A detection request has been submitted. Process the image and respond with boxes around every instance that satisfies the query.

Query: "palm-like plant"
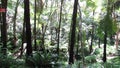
[26,52,52,68]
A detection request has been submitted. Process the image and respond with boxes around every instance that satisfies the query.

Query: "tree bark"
[24,0,32,56]
[115,32,119,50]
[1,0,8,55]
[90,26,94,54]
[0,4,2,44]
[69,0,78,64]
[76,33,79,56]
[57,0,63,56]
[34,0,37,51]
[41,24,47,51]
[90,10,94,54]
[78,3,85,65]
[103,31,107,62]
[13,0,20,49]
[20,17,26,58]
[98,38,101,48]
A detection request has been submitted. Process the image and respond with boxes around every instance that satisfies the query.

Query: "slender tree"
[103,30,107,62]
[12,0,20,49]
[98,38,101,48]
[75,32,80,59]
[75,3,82,59]
[20,17,26,57]
[90,10,95,54]
[69,0,78,64]
[101,0,114,62]
[115,31,119,50]
[24,0,32,56]
[34,0,37,50]
[1,0,8,55]
[57,0,63,56]
[0,4,2,44]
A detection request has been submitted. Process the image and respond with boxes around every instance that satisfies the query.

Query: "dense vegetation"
[0,0,120,68]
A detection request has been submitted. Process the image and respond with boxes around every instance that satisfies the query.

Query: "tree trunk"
[90,26,94,54]
[20,17,26,58]
[13,0,20,49]
[1,0,8,55]
[41,24,45,51]
[57,0,63,56]
[103,31,107,62]
[0,4,2,44]
[34,0,37,51]
[90,10,94,54]
[115,32,119,50]
[98,38,101,48]
[76,33,79,56]
[90,28,93,54]
[78,3,85,66]
[41,24,47,51]
[24,0,32,56]
[69,0,78,64]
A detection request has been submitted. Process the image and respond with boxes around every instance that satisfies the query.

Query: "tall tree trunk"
[24,0,32,56]
[57,0,63,56]
[103,31,107,62]
[1,0,8,55]
[90,26,94,54]
[115,32,119,50]
[90,10,94,54]
[20,18,26,58]
[0,4,2,44]
[69,0,78,64]
[41,24,45,51]
[34,0,37,51]
[41,24,47,51]
[98,38,101,48]
[76,33,79,56]
[78,3,85,66]
[13,0,20,49]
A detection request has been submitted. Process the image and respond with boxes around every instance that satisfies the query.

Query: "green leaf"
[87,0,96,9]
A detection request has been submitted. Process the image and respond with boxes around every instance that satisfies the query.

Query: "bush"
[0,54,26,68]
[85,55,97,63]
[26,52,53,68]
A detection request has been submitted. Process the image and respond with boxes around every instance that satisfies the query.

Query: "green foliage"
[114,1,120,9]
[0,54,25,68]
[93,48,101,55]
[96,26,104,39]
[98,0,117,37]
[0,55,12,68]
[87,0,96,9]
[99,12,117,37]
[85,55,97,63]
[87,63,103,68]
[26,52,53,68]
[2,0,120,67]
[82,47,89,56]
[104,57,120,68]
[70,61,81,68]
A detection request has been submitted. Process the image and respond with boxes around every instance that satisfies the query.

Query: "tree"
[24,0,32,56]
[20,15,26,57]
[69,0,78,64]
[12,0,20,49]
[1,0,8,55]
[99,0,116,62]
[57,0,63,56]
[34,0,37,51]
[89,10,95,54]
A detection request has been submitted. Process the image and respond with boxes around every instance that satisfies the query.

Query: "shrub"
[26,52,53,68]
[85,55,97,63]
